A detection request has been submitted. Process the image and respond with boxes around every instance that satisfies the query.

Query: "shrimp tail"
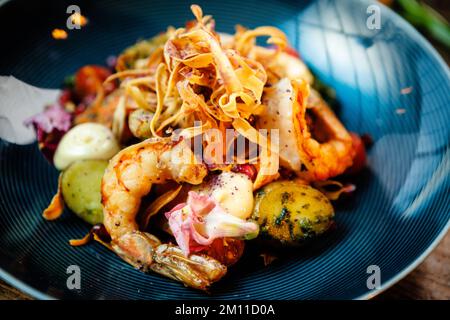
[111,231,160,269]
[150,244,227,290]
[112,231,226,290]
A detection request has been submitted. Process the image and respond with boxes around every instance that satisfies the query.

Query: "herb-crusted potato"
[252,181,334,245]
[61,160,108,225]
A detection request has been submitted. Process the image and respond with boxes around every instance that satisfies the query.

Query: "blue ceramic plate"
[0,0,449,299]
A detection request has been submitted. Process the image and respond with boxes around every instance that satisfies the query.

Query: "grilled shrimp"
[101,137,227,290]
[258,78,354,181]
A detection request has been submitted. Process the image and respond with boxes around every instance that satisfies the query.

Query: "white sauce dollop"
[194,171,254,220]
[54,123,120,170]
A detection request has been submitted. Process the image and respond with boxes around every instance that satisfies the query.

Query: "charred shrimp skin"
[101,137,227,290]
[294,83,355,181]
[258,78,355,181]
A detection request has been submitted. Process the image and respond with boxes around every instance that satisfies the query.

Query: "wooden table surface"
[1,0,449,301]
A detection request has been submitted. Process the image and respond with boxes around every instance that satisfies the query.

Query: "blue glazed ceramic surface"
[0,0,449,299]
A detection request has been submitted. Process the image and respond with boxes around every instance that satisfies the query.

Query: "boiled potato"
[61,160,108,225]
[128,108,154,139]
[252,180,334,245]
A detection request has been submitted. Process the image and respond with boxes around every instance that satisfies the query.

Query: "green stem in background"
[396,0,450,48]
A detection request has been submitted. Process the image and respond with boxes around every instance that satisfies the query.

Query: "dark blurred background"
[382,0,449,62]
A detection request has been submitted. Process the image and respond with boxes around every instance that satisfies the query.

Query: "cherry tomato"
[74,65,113,98]
[346,133,367,175]
[199,238,245,266]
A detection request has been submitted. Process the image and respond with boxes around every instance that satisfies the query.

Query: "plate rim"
[0,0,449,300]
[354,0,450,300]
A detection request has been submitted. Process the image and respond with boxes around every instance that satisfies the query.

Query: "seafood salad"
[27,5,368,290]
